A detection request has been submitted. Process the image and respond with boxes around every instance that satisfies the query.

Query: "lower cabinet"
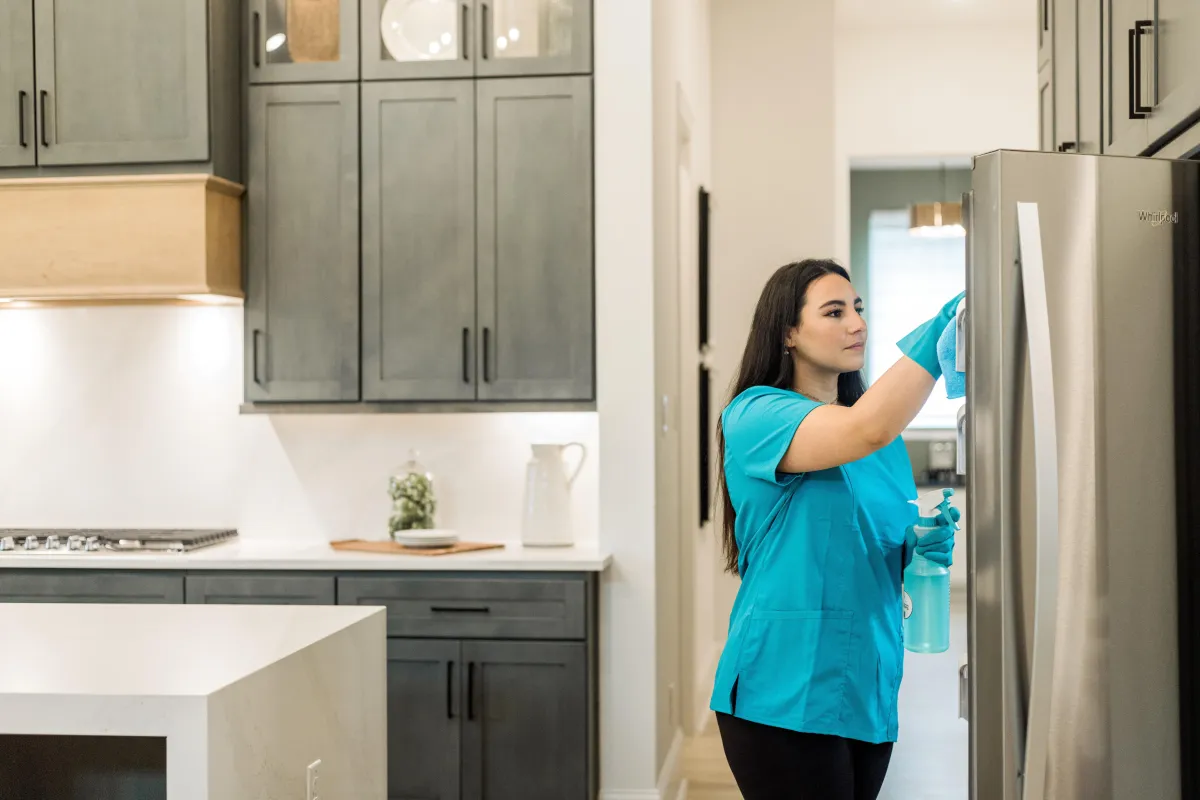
[0,571,183,603]
[0,568,598,800]
[387,638,588,800]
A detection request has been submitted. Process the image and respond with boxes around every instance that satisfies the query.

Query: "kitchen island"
[0,603,386,800]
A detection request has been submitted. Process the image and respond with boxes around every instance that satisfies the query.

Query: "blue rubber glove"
[897,291,966,380]
[903,505,961,568]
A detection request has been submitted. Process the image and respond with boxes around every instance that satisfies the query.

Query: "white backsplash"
[0,305,599,544]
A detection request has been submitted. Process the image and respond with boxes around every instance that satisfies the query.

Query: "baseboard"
[657,727,685,798]
[599,791,661,800]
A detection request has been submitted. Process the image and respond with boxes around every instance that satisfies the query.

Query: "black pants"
[716,712,894,800]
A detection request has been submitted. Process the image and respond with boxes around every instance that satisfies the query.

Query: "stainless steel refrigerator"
[964,149,1200,800]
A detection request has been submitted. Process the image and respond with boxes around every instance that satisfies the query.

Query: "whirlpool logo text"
[1139,210,1180,226]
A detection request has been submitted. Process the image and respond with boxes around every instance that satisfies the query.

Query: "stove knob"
[68,535,86,551]
[45,535,60,550]
[0,536,14,551]
[23,536,38,550]
[85,536,101,552]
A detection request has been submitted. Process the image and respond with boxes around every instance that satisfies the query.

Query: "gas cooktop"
[0,528,239,554]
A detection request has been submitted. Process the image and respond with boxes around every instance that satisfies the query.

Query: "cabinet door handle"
[1056,141,1077,152]
[467,662,476,720]
[482,327,491,383]
[462,3,470,59]
[1132,20,1152,115]
[462,327,470,383]
[38,90,48,147]
[253,12,262,67]
[17,91,27,148]
[1042,0,1049,32]
[252,329,265,386]
[481,2,490,59]
[430,605,491,614]
[446,660,455,719]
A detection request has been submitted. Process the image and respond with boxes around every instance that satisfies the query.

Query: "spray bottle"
[903,488,958,654]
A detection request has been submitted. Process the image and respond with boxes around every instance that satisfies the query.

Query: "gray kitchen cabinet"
[387,639,462,800]
[360,0,475,81]
[337,573,588,639]
[248,0,358,84]
[1077,0,1102,153]
[362,80,478,402]
[1104,0,1151,155]
[0,571,184,603]
[184,574,335,604]
[32,0,210,166]
[474,0,593,78]
[245,82,361,402]
[0,0,35,167]
[476,76,593,401]
[461,640,588,800]
[1146,0,1200,145]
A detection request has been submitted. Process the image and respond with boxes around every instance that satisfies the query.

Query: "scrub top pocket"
[734,609,855,728]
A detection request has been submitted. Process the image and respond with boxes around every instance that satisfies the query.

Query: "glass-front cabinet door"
[475,0,591,77]
[249,0,359,83]
[361,0,474,80]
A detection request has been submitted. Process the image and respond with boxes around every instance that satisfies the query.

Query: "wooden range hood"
[0,174,243,305]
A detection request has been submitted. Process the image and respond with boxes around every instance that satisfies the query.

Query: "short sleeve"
[722,387,822,484]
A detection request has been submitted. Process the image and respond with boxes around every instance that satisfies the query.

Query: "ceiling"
[836,0,1033,28]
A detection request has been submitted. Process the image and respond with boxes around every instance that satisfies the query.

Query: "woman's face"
[785,273,867,374]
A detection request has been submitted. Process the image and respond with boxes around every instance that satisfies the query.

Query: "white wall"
[709,0,838,669]
[652,0,713,784]
[594,0,660,795]
[0,306,599,543]
[834,23,1038,264]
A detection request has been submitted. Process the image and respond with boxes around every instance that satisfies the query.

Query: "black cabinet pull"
[252,329,265,386]
[17,91,26,148]
[482,327,491,382]
[430,605,491,614]
[467,662,476,720]
[1043,0,1049,32]
[253,12,262,67]
[481,2,490,59]
[1135,20,1153,115]
[462,3,469,59]
[38,90,48,147]
[462,327,470,383]
[446,660,455,719]
[1057,141,1077,152]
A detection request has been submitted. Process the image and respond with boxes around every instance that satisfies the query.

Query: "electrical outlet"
[306,759,321,800]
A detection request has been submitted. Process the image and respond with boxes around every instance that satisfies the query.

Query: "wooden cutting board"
[329,539,505,557]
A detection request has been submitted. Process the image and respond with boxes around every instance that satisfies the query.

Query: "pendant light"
[909,163,966,238]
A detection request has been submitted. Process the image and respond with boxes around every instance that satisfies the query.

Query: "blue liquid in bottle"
[903,553,951,654]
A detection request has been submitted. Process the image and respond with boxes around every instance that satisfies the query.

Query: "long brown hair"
[715,259,866,575]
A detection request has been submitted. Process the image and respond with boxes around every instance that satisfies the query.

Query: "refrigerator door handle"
[1015,202,1062,800]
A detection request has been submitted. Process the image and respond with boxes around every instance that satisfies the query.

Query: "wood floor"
[681,714,741,799]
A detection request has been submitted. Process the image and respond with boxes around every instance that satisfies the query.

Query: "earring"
[782,346,789,354]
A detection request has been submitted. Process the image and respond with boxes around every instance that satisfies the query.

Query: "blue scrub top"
[709,385,919,744]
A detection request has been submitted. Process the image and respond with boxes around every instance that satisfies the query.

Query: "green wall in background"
[848,166,971,378]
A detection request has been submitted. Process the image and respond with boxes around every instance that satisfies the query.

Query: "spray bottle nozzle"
[909,488,958,533]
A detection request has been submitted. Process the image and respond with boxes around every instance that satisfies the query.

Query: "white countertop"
[0,539,612,571]
[0,603,382,697]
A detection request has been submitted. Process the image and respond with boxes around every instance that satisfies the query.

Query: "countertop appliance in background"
[965,150,1200,800]
[0,529,239,554]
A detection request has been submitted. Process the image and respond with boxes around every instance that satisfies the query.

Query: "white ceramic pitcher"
[521,442,587,547]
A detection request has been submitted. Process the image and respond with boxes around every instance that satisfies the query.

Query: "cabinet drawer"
[0,571,184,603]
[337,575,587,640]
[185,574,335,605]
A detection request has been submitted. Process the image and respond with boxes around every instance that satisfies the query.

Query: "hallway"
[681,599,969,799]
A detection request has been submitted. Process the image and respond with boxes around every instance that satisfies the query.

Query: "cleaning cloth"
[938,300,966,399]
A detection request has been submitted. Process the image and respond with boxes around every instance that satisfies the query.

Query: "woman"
[709,259,962,799]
